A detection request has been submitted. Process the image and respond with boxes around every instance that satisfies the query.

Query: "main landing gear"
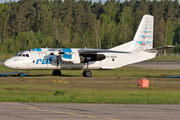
[83,62,92,77]
[83,70,92,77]
[52,70,61,76]
[52,62,91,77]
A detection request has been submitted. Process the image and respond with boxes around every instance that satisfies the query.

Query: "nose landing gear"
[18,72,24,77]
[18,71,29,77]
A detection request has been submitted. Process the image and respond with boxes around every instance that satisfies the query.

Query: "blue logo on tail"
[143,31,151,33]
[136,41,152,46]
[140,35,151,38]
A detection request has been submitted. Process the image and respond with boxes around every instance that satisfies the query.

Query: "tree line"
[0,0,180,53]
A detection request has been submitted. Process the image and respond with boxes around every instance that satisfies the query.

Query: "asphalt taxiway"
[1,102,180,120]
[128,60,180,70]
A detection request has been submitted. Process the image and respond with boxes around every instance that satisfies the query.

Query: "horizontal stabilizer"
[145,45,174,52]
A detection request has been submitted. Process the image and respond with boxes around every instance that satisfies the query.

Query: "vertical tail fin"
[110,15,154,52]
[133,15,154,50]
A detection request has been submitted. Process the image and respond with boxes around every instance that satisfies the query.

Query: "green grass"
[0,81,180,103]
[0,53,15,60]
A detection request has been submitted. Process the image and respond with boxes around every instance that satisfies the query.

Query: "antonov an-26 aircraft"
[4,15,173,77]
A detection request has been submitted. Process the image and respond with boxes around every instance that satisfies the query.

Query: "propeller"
[50,50,65,68]
[56,40,59,68]
[56,50,60,68]
[50,40,65,67]
[56,50,65,68]
[56,56,59,68]
[56,40,58,48]
[27,39,29,50]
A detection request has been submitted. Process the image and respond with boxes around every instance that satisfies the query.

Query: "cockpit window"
[16,53,29,57]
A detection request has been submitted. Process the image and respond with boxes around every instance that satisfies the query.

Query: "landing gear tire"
[18,72,24,77]
[83,70,92,77]
[52,70,61,76]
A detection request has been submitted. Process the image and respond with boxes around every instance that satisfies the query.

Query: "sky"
[0,0,126,4]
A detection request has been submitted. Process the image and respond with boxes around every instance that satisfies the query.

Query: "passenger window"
[26,54,29,57]
[22,54,25,57]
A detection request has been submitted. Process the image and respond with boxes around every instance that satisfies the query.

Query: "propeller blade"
[56,40,58,48]
[57,56,58,68]
[27,39,29,50]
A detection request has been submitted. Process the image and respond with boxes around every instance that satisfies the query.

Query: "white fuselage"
[4,48,157,70]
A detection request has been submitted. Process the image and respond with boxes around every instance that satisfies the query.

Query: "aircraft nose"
[4,59,14,69]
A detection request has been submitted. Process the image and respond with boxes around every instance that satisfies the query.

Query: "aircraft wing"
[78,49,129,54]
[145,45,174,52]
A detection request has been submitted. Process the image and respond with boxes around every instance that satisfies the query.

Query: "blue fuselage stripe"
[62,48,72,59]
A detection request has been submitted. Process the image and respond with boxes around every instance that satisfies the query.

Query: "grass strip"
[0,82,180,104]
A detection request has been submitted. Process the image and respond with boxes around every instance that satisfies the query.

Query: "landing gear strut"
[52,70,61,76]
[18,72,24,77]
[83,62,92,77]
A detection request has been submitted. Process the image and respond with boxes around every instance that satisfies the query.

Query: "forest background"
[0,0,180,54]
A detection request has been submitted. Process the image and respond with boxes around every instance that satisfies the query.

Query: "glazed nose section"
[4,59,14,69]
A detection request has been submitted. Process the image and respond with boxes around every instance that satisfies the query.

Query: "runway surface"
[128,60,180,70]
[1,102,180,120]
